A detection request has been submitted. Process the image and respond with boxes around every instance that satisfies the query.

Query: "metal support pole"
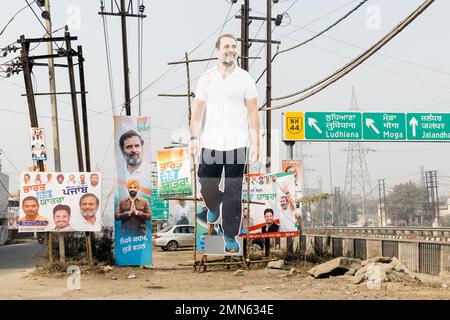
[378,179,382,226]
[434,170,439,226]
[77,46,91,172]
[65,31,84,172]
[77,45,93,264]
[20,35,50,262]
[285,141,294,254]
[240,0,250,71]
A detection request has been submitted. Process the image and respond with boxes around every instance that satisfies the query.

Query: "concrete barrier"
[399,242,419,273]
[366,240,382,259]
[342,238,354,258]
[440,244,450,276]
[306,236,315,256]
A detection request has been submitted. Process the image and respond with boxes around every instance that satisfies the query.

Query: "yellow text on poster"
[283,112,304,141]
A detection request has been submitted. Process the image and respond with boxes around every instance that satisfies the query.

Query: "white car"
[152,224,195,251]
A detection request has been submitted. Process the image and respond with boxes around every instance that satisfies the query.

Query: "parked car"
[153,224,195,251]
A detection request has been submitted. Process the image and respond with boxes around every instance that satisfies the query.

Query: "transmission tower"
[343,88,374,225]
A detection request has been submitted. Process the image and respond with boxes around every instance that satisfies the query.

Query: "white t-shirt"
[279,207,297,232]
[79,218,102,232]
[195,64,258,151]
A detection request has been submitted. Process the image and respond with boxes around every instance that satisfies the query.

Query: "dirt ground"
[1,247,449,300]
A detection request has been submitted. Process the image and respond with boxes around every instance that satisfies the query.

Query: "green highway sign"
[284,112,450,142]
[152,208,170,220]
[150,189,170,220]
[305,112,362,140]
[406,113,450,141]
[362,113,406,140]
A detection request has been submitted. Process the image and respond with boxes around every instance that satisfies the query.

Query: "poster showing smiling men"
[19,171,102,232]
[114,116,152,266]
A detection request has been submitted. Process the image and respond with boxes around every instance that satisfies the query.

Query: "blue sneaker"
[224,235,240,254]
[207,203,222,224]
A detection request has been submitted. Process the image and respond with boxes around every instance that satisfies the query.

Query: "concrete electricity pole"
[43,0,61,172]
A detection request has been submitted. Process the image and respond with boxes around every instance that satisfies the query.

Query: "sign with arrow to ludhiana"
[305,112,362,140]
[282,112,450,142]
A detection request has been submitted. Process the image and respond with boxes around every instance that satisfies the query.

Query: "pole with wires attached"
[98,0,147,116]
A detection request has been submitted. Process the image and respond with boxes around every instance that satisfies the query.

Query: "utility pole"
[377,179,386,226]
[65,29,84,172]
[434,170,439,226]
[17,31,92,263]
[98,0,147,116]
[235,1,281,172]
[266,0,272,172]
[334,187,341,225]
[43,0,59,263]
[43,0,61,172]
[120,0,131,115]
[19,35,49,260]
[426,170,440,226]
[240,0,250,71]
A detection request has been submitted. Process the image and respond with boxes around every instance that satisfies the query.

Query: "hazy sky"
[1,0,449,225]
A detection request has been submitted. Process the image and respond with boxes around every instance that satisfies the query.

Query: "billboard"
[281,159,303,210]
[156,148,192,197]
[114,116,152,266]
[242,172,300,239]
[19,171,102,232]
[168,199,194,226]
[30,127,48,161]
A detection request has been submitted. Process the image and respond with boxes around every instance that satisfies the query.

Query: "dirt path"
[1,248,449,300]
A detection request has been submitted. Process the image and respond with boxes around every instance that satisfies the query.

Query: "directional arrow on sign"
[365,118,380,134]
[409,117,418,137]
[163,200,168,207]
[308,117,322,134]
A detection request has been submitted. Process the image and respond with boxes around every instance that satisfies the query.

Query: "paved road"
[0,240,47,276]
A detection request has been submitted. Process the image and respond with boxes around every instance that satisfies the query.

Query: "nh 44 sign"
[282,112,450,142]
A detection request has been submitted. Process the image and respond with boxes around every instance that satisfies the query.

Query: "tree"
[386,181,428,226]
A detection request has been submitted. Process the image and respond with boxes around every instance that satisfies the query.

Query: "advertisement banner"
[30,127,48,161]
[156,148,192,197]
[7,210,19,230]
[19,171,102,232]
[281,159,303,209]
[114,116,152,266]
[168,199,194,225]
[242,172,299,240]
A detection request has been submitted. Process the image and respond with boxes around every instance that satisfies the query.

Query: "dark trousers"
[198,148,247,238]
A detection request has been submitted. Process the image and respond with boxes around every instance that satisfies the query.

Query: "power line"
[178,1,237,128]
[254,0,368,83]
[261,0,436,111]
[126,7,242,107]
[0,148,20,174]
[100,0,117,115]
[90,12,241,119]
[0,1,34,39]
[23,0,62,50]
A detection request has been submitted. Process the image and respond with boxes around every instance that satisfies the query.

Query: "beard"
[123,152,142,166]
[129,191,138,197]
[221,53,236,66]
[81,210,97,218]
